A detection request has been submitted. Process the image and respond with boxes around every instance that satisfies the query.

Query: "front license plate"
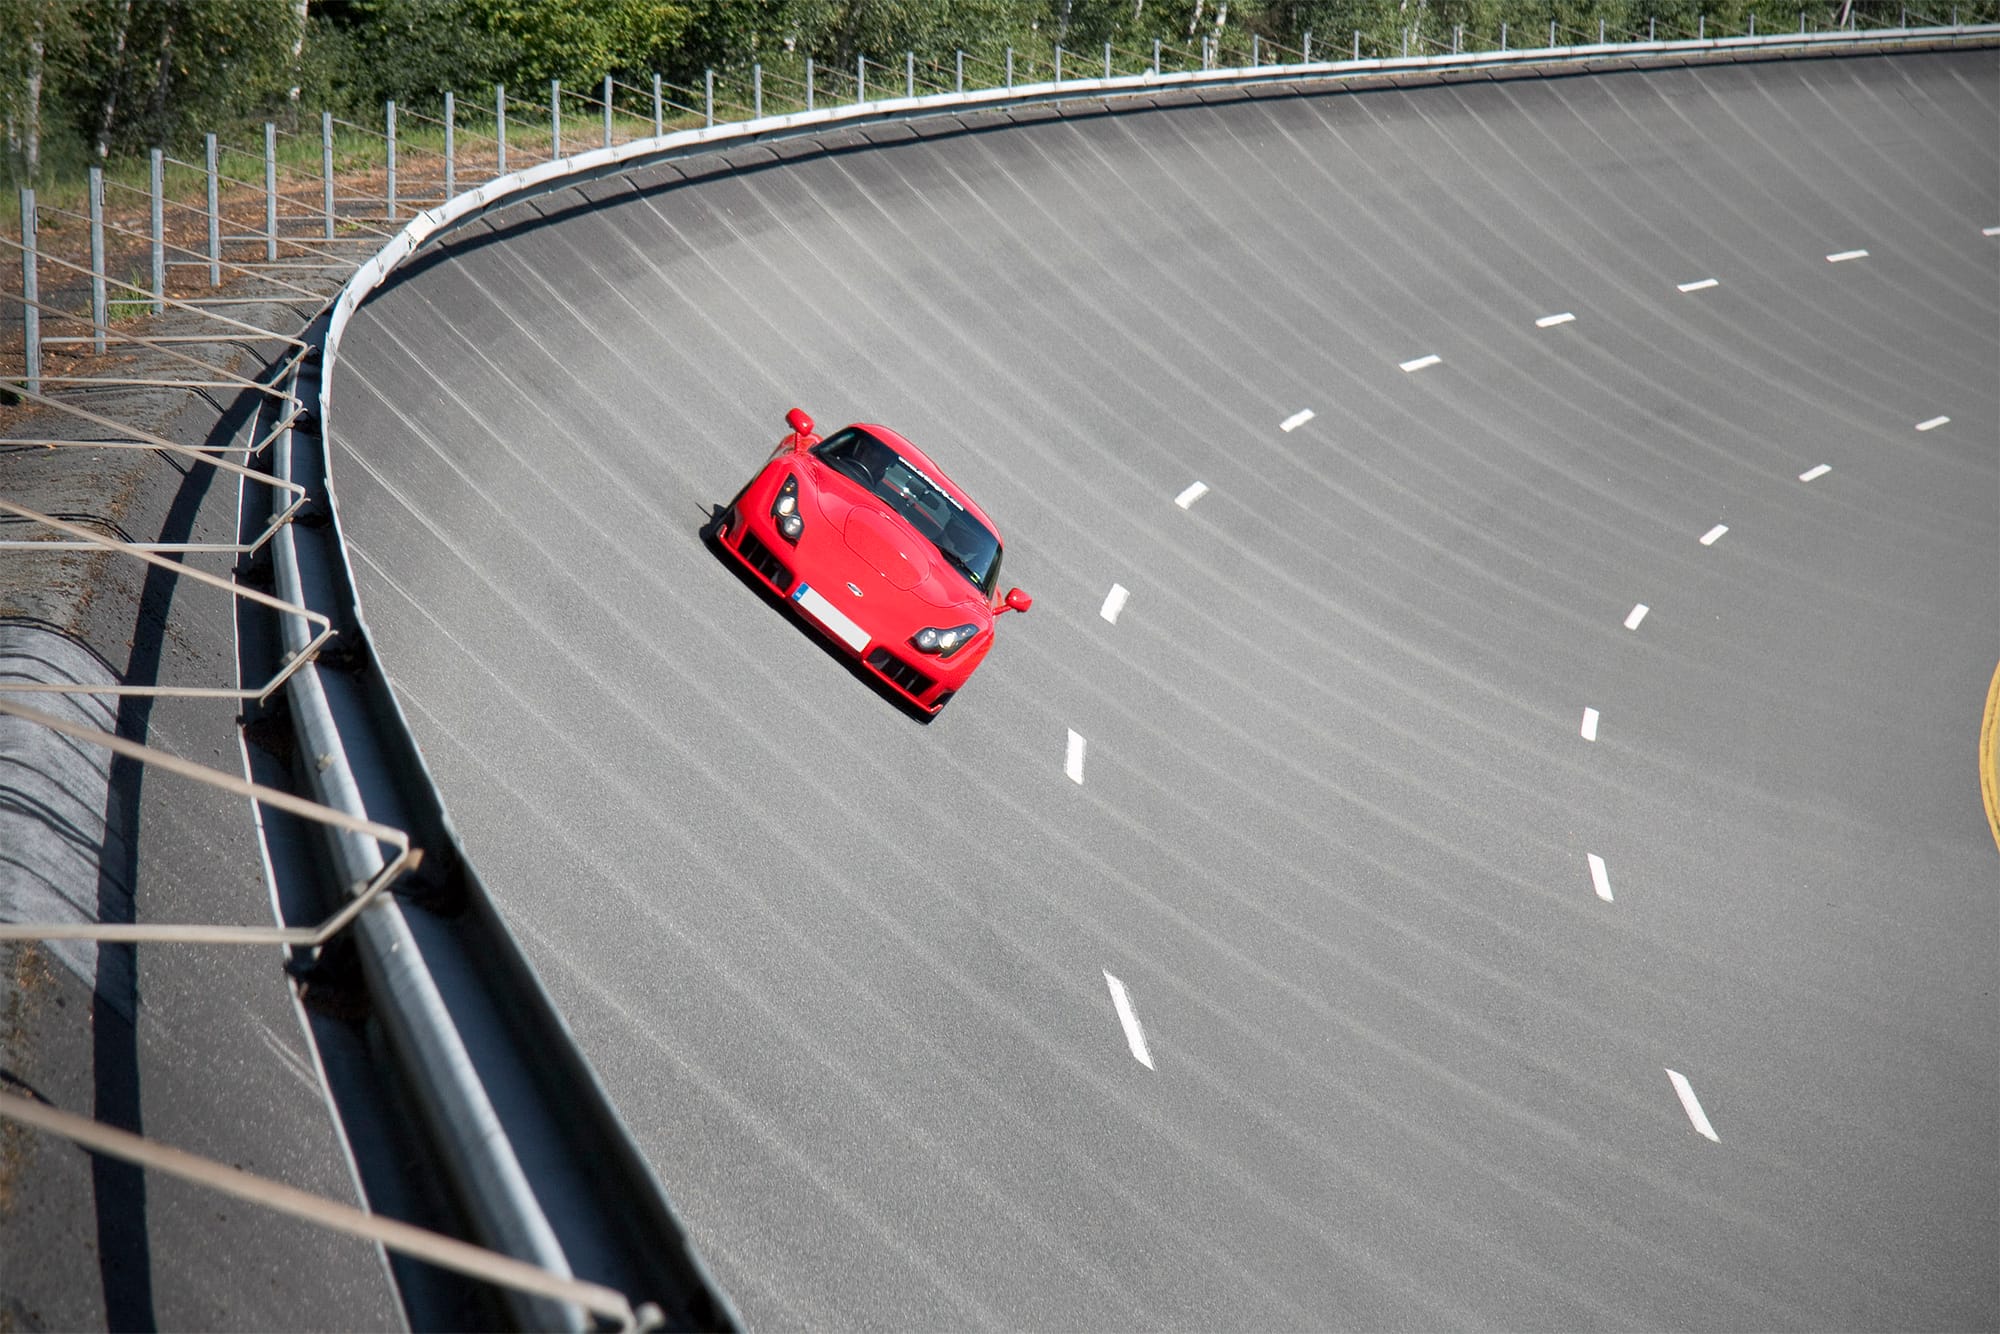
[790,583,871,653]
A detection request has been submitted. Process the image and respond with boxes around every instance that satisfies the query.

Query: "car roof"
[849,423,1002,539]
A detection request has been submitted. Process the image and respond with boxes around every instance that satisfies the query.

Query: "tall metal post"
[496,85,507,174]
[906,50,915,97]
[806,58,814,111]
[653,74,663,135]
[444,90,456,199]
[322,112,334,238]
[385,100,397,218]
[264,122,277,259]
[149,148,164,313]
[957,50,964,92]
[205,133,220,285]
[550,80,560,158]
[754,64,763,117]
[88,166,106,354]
[705,68,714,125]
[19,189,38,393]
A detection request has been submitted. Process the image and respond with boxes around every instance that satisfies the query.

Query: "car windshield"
[813,428,1003,593]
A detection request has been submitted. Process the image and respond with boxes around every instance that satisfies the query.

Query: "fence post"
[264,122,277,260]
[550,80,560,158]
[653,73,663,135]
[754,63,762,118]
[205,133,220,286]
[149,148,164,314]
[603,74,613,147]
[88,166,106,354]
[1006,47,1014,88]
[19,189,37,393]
[957,50,965,92]
[386,100,399,218]
[906,50,914,97]
[444,90,455,199]
[496,84,507,174]
[321,112,334,239]
[806,58,814,110]
[856,54,865,104]
[705,68,714,125]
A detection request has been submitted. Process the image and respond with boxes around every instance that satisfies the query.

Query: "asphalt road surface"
[329,49,1997,1329]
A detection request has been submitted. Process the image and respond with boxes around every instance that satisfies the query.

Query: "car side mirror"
[785,407,814,448]
[1001,588,1032,614]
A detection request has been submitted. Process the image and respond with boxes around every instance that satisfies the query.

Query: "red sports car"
[714,409,1031,715]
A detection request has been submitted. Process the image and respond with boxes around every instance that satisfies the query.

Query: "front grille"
[866,648,935,699]
[736,529,793,591]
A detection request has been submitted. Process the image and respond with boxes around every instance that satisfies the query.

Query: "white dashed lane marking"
[1678,278,1720,293]
[1799,464,1832,482]
[1984,225,2000,237]
[1700,524,1729,546]
[1916,416,1950,432]
[1535,312,1576,328]
[1099,584,1129,624]
[1065,729,1086,784]
[1666,1069,1721,1142]
[1581,707,1600,742]
[1174,481,1209,509]
[1624,603,1650,630]
[1399,354,1442,373]
[1826,248,1870,263]
[1280,408,1315,432]
[1587,853,1613,902]
[1103,971,1155,1069]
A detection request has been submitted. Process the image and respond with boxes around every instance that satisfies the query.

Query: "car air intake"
[737,529,793,591]
[865,648,935,699]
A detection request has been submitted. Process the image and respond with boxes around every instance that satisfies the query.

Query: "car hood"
[803,465,990,615]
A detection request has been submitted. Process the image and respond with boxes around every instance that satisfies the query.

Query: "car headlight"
[912,623,980,658]
[772,475,803,543]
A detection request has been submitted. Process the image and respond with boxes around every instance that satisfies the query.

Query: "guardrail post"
[1104,41,1112,77]
[19,189,37,393]
[1500,22,1508,50]
[603,74,613,147]
[1353,29,1361,58]
[321,112,334,238]
[1253,33,1261,65]
[1006,47,1014,87]
[806,57,814,110]
[88,166,106,353]
[705,68,714,125]
[385,100,398,218]
[1549,18,1557,45]
[205,133,220,285]
[753,63,762,117]
[856,54,865,104]
[1454,24,1462,51]
[443,90,455,199]
[1302,31,1311,62]
[1901,6,1907,25]
[1405,26,1412,56]
[1055,44,1063,82]
[1651,17,1657,40]
[550,80,560,158]
[652,73,663,135]
[1599,18,1606,42]
[1801,10,1808,30]
[1153,37,1162,73]
[1749,13,1756,35]
[1698,14,1705,39]
[149,148,164,314]
[906,50,914,97]
[264,122,278,259]
[957,49,965,92]
[496,84,507,174]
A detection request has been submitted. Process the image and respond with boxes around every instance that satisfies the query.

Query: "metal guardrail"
[3,17,1992,1330]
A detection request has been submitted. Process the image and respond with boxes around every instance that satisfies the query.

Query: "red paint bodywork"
[715,418,1026,714]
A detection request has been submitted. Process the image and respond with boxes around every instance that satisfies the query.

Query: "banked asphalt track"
[329,49,1996,1329]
